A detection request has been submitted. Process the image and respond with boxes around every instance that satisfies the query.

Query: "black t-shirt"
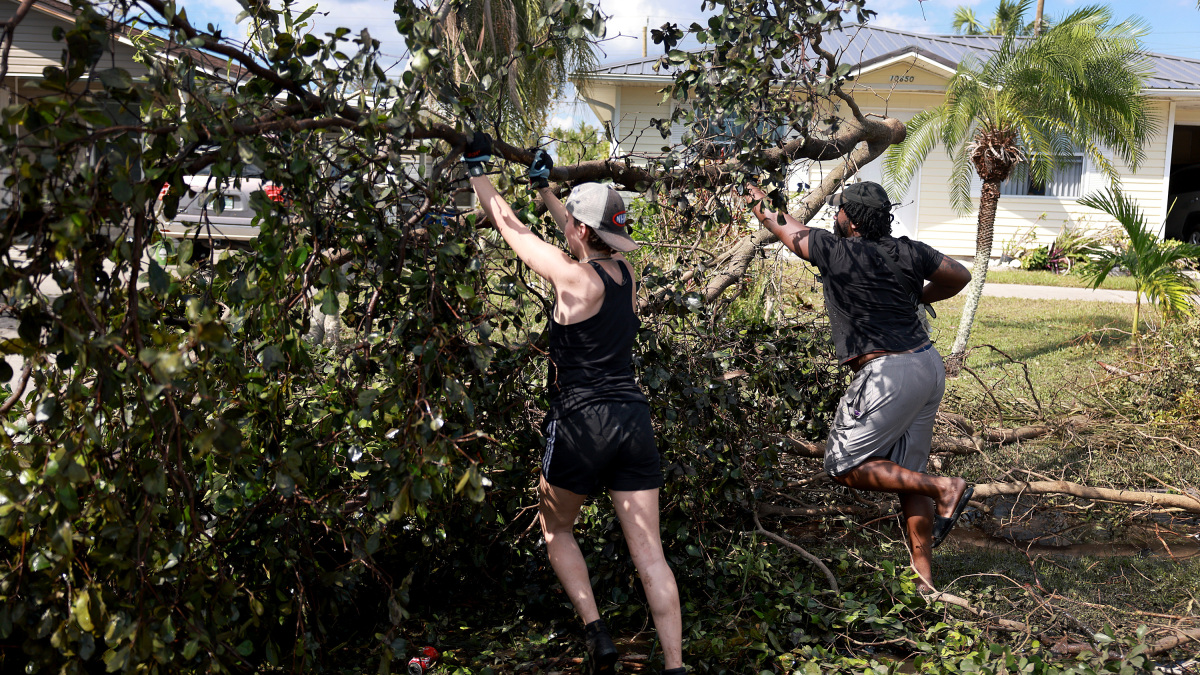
[807,229,944,363]
[546,260,648,419]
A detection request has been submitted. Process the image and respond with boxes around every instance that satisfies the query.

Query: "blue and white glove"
[528,148,553,189]
[463,131,493,177]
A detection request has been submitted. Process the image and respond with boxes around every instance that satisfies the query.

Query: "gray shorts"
[824,345,946,477]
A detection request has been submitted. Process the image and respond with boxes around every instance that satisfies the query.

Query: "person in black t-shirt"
[463,133,684,675]
[746,180,973,593]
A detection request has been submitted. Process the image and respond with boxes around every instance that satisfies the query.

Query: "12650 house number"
[890,75,915,83]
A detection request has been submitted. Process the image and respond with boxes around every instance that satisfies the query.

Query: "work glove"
[528,148,553,189]
[463,131,493,177]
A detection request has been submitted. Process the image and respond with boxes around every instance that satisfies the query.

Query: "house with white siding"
[573,25,1200,259]
[0,0,235,104]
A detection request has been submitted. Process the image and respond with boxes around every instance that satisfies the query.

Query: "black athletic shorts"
[542,401,663,495]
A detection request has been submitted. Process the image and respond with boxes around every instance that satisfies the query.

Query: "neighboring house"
[0,0,236,104]
[0,0,240,205]
[573,25,1200,257]
[0,0,447,237]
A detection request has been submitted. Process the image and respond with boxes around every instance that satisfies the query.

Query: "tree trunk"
[1132,293,1142,345]
[947,179,1002,375]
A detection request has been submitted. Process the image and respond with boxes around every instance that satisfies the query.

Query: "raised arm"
[528,149,572,231]
[464,134,579,285]
[921,254,971,304]
[745,183,813,261]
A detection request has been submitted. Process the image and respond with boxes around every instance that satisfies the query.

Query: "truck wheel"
[1187,226,1200,246]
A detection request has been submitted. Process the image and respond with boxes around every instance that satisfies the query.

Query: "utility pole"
[642,20,647,58]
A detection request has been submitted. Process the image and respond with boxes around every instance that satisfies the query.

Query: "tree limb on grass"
[1145,627,1200,657]
[923,591,1032,633]
[939,413,1090,444]
[1096,360,1142,381]
[972,481,1200,513]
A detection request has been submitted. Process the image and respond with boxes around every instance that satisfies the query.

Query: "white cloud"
[871,13,946,33]
[549,115,578,130]
[593,0,712,62]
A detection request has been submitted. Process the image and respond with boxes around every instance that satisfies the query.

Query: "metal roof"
[581,24,1200,91]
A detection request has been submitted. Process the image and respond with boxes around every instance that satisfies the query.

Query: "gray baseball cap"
[563,182,638,252]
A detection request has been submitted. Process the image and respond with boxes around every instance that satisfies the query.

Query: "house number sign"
[889,75,916,83]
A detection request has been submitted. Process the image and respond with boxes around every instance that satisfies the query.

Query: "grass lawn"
[930,294,1133,392]
[985,267,1141,291]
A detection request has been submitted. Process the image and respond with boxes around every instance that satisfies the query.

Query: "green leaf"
[112,180,132,203]
[260,345,285,371]
[35,397,57,423]
[412,479,432,502]
[275,471,296,497]
[177,239,194,265]
[73,591,94,632]
[103,646,130,672]
[97,68,133,90]
[320,288,341,315]
[29,551,51,571]
[148,259,170,295]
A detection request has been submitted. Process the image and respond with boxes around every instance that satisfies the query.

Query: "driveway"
[978,283,1140,304]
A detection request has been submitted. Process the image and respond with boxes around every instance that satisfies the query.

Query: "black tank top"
[546,260,648,419]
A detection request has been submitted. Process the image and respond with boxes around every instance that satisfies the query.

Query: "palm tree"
[952,0,1038,36]
[553,120,607,165]
[884,5,1156,373]
[433,0,597,145]
[1077,188,1200,344]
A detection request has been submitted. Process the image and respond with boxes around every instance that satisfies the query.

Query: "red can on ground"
[407,646,439,675]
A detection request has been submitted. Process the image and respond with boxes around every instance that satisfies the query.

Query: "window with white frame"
[1000,152,1084,198]
[696,113,788,157]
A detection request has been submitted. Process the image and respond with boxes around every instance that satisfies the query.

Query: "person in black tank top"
[464,134,684,675]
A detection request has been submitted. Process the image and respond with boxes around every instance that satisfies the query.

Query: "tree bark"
[947,178,1002,374]
[972,480,1200,513]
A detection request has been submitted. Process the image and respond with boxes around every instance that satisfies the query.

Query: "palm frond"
[883,108,946,197]
[948,141,976,214]
[952,7,984,35]
[1079,188,1200,315]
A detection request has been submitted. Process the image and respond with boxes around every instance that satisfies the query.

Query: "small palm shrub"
[1078,188,1200,342]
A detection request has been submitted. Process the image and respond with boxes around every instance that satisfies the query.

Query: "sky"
[173,0,1200,131]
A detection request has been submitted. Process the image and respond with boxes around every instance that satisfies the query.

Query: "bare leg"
[832,458,967,520]
[538,475,600,624]
[899,494,935,591]
[834,459,966,591]
[610,488,683,671]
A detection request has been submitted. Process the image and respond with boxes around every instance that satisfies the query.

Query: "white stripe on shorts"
[542,419,556,479]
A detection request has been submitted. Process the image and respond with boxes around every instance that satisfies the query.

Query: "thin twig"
[1133,428,1200,457]
[0,362,33,415]
[752,509,839,593]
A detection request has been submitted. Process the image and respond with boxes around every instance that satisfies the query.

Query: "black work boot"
[584,619,618,674]
[661,669,686,675]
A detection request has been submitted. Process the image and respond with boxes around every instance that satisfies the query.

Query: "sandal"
[931,484,973,548]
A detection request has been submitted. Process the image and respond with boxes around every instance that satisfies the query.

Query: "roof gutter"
[1143,89,1200,97]
[573,73,673,86]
